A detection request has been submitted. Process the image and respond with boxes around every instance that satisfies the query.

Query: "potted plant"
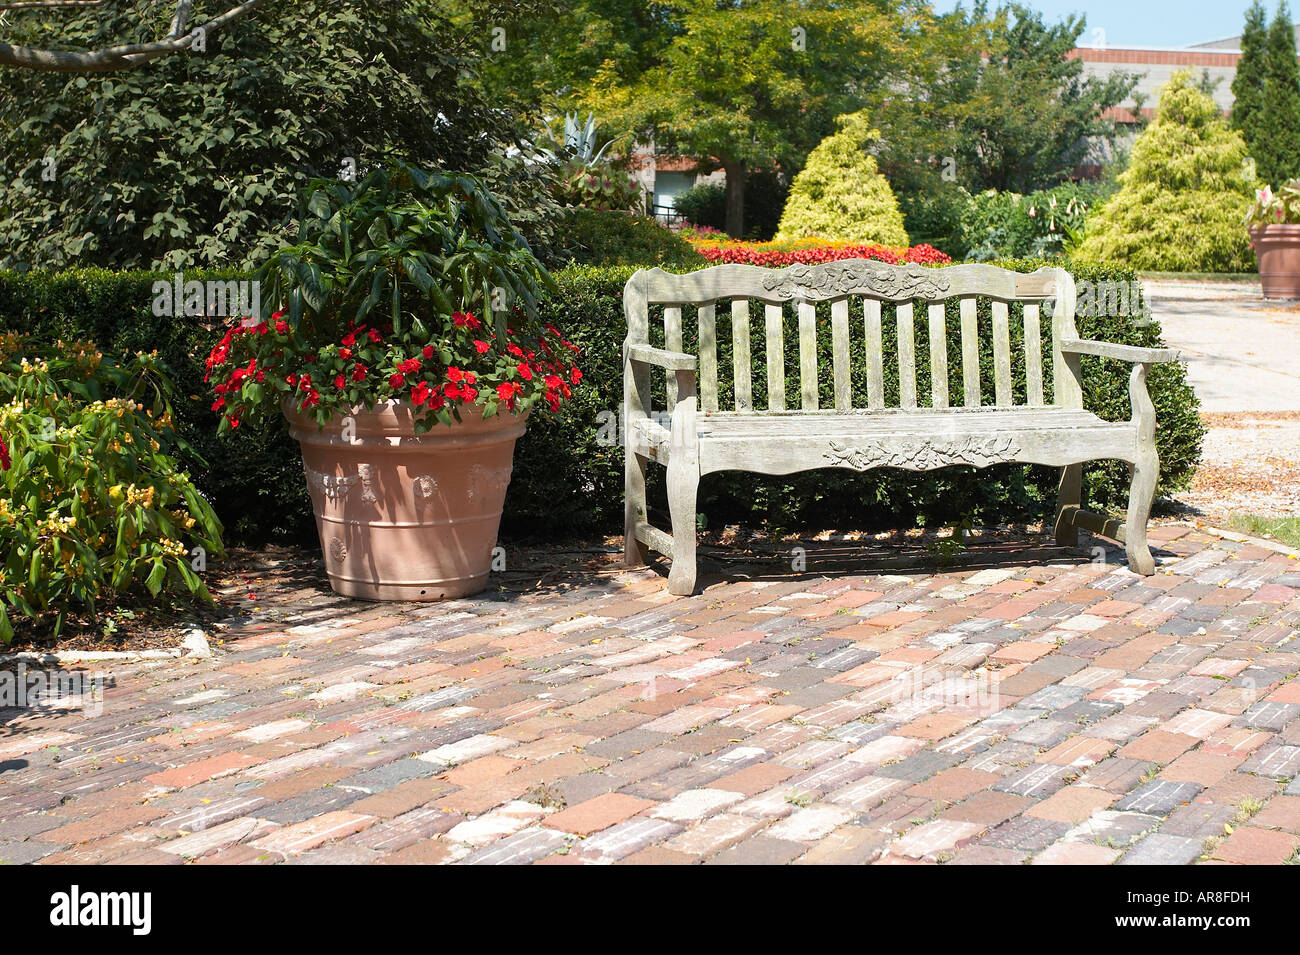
[1246,181,1300,298]
[203,163,580,600]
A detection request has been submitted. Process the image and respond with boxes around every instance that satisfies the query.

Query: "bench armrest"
[627,343,697,371]
[1059,338,1179,364]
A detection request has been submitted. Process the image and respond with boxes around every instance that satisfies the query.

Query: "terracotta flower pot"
[283,400,527,601]
[1249,224,1300,299]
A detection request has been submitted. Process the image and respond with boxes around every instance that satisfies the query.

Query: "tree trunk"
[722,159,746,238]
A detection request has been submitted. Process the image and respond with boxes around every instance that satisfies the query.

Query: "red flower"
[352,364,368,382]
[367,328,383,343]
[341,331,357,347]
[422,345,435,359]
[474,340,490,354]
[496,381,520,401]
[411,381,433,406]
[339,347,352,361]
[334,374,346,389]
[570,367,582,384]
[389,373,405,389]
[275,320,289,334]
[212,398,225,411]
[453,311,481,330]
[517,363,533,381]
[398,358,421,374]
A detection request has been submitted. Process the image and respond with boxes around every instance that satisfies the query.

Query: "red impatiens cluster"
[203,307,582,432]
[692,240,952,268]
[0,433,9,471]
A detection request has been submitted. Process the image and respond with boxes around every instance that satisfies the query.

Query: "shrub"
[775,111,910,246]
[690,238,951,267]
[1074,73,1259,272]
[0,335,224,642]
[898,183,972,259]
[673,183,727,232]
[963,182,1107,262]
[549,209,702,268]
[207,163,577,434]
[0,262,1201,548]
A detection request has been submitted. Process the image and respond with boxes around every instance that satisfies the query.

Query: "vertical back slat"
[960,296,980,407]
[928,302,948,409]
[831,298,851,410]
[864,299,884,410]
[698,303,718,413]
[664,305,682,412]
[897,302,916,409]
[798,301,818,410]
[731,299,751,411]
[765,304,785,410]
[1024,303,1044,406]
[992,301,1012,407]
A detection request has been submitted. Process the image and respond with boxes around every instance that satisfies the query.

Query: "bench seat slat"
[865,299,884,409]
[897,302,916,409]
[765,304,785,410]
[1024,303,1044,406]
[928,302,948,409]
[665,305,682,412]
[832,298,851,410]
[699,303,718,412]
[992,300,1012,406]
[732,299,752,411]
[798,301,818,410]
[960,296,980,407]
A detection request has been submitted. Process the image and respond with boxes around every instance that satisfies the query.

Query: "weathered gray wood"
[666,394,700,595]
[1124,362,1159,575]
[928,302,948,409]
[798,300,818,410]
[732,299,752,411]
[633,260,1059,305]
[992,300,1012,407]
[831,298,851,410]
[865,299,884,410]
[960,296,980,407]
[897,302,917,409]
[664,305,682,411]
[765,304,785,411]
[1024,303,1044,407]
[699,303,718,413]
[627,343,694,370]
[622,262,1173,593]
[1050,269,1083,409]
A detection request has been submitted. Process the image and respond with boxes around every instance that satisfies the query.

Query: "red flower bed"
[691,239,951,267]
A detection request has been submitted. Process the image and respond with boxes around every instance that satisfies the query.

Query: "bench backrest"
[623,260,1082,414]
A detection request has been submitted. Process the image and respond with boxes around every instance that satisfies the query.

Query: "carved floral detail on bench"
[762,262,952,302]
[823,436,1022,471]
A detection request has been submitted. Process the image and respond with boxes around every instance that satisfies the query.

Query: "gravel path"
[1146,280,1300,520]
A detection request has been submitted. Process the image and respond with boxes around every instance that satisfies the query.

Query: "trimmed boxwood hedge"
[0,260,1202,545]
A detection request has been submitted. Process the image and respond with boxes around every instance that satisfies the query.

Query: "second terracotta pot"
[1250,224,1300,299]
[284,400,527,601]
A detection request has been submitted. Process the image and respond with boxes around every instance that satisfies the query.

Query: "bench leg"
[1125,447,1159,576]
[1054,463,1082,546]
[624,447,649,567]
[666,396,699,596]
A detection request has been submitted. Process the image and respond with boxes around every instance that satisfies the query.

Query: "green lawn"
[1224,515,1300,550]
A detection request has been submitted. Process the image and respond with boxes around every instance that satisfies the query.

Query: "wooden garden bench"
[622,259,1179,595]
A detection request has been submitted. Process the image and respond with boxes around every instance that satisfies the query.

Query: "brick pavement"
[2,525,1298,865]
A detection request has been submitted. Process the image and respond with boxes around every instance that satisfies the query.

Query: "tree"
[1255,1,1300,185]
[880,3,1135,194]
[0,0,279,72]
[0,0,553,269]
[774,111,909,246]
[1230,0,1269,158]
[578,0,927,237]
[1074,73,1258,273]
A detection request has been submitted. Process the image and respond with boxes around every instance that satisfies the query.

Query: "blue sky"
[932,1,1268,49]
